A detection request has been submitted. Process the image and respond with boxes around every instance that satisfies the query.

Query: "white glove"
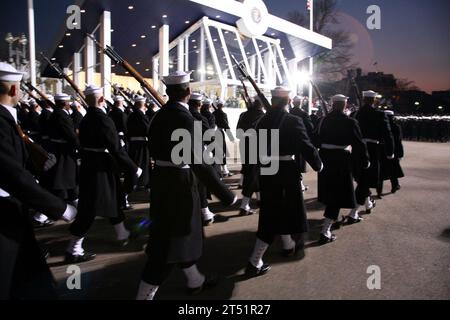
[62,204,77,222]
[136,167,143,178]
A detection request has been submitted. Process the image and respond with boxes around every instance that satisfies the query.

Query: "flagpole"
[308,0,314,115]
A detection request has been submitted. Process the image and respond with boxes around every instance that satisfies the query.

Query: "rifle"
[106,78,133,105]
[21,82,39,101]
[15,120,55,175]
[41,53,88,108]
[231,55,271,110]
[240,79,252,107]
[23,82,56,109]
[87,33,165,107]
[309,80,329,116]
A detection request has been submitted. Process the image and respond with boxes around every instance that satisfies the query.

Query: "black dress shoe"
[346,216,364,225]
[245,262,271,278]
[391,185,401,194]
[40,246,50,259]
[318,234,337,245]
[239,209,256,216]
[187,274,219,295]
[282,240,304,257]
[203,219,214,227]
[118,238,130,247]
[64,252,96,264]
[33,219,54,228]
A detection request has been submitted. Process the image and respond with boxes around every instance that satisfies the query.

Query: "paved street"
[37,141,450,300]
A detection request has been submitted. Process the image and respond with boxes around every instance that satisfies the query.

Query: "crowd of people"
[0,62,411,300]
[396,115,450,142]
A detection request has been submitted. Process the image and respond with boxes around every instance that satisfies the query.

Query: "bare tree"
[395,78,420,91]
[288,0,357,81]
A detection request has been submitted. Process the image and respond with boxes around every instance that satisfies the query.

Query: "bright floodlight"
[296,71,311,86]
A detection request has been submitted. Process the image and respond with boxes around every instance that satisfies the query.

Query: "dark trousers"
[52,188,78,202]
[256,229,276,246]
[142,259,196,286]
[256,231,302,247]
[198,182,208,209]
[391,177,399,188]
[1,227,57,300]
[242,164,259,198]
[376,180,383,196]
[69,210,125,237]
[355,179,371,206]
[324,206,340,220]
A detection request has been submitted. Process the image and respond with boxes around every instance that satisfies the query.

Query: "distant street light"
[414,101,420,106]
[438,106,443,110]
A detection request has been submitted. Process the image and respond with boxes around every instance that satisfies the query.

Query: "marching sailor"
[351,90,394,220]
[136,71,236,300]
[236,97,265,216]
[317,94,370,244]
[188,92,216,225]
[245,87,323,277]
[381,110,405,194]
[290,95,315,192]
[66,85,142,263]
[213,100,235,177]
[126,96,151,191]
[0,62,77,299]
[46,93,80,204]
[109,95,128,148]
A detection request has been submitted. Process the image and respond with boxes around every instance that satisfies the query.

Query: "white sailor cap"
[114,96,124,102]
[203,98,212,105]
[84,85,103,96]
[54,93,71,101]
[362,90,378,98]
[331,94,349,102]
[134,95,146,102]
[162,71,192,85]
[271,86,291,98]
[0,62,25,82]
[189,92,203,101]
[46,94,55,103]
[293,95,303,102]
[216,99,225,105]
[70,101,80,108]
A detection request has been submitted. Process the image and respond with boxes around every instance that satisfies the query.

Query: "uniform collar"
[0,103,18,123]
[178,101,189,110]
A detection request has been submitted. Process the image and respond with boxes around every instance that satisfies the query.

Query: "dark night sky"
[1,0,449,93]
